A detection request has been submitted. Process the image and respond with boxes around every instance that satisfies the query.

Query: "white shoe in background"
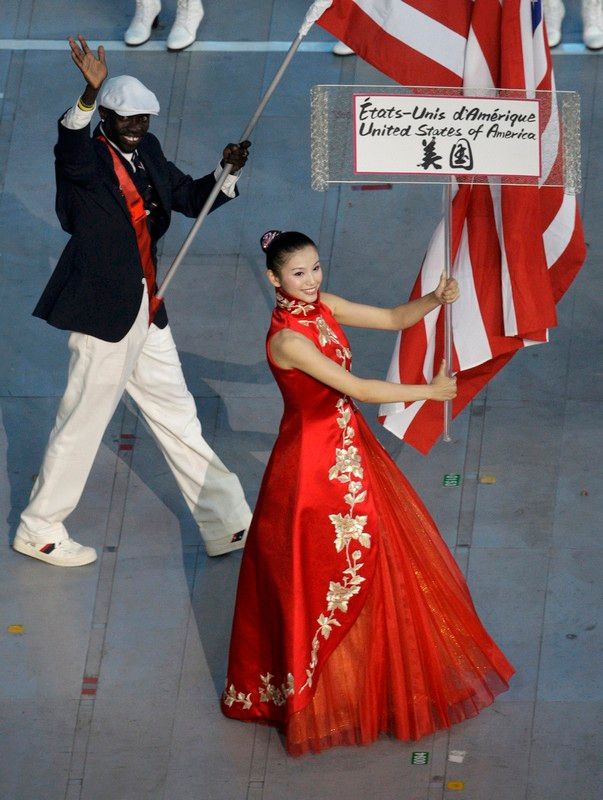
[332,40,355,56]
[125,0,162,46]
[542,0,565,47]
[167,0,204,51]
[582,0,603,49]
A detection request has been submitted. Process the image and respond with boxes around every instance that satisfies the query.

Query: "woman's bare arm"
[321,274,458,331]
[269,330,456,404]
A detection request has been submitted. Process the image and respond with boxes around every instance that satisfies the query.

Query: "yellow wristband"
[77,97,95,112]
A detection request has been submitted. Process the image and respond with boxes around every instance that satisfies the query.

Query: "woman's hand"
[433,272,460,305]
[68,35,107,90]
[429,360,457,401]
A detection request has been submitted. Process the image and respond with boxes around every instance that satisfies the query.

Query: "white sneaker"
[167,0,204,51]
[332,40,355,56]
[582,0,603,49]
[543,0,565,47]
[125,0,162,47]
[13,532,97,567]
[205,528,248,558]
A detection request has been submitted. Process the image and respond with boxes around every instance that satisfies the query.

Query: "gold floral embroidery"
[223,672,294,711]
[222,683,252,710]
[300,316,334,348]
[301,397,371,691]
[276,291,316,316]
[299,316,352,367]
[275,291,352,367]
[227,298,360,702]
[259,672,295,706]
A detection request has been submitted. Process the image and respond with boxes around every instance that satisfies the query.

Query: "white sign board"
[353,94,541,178]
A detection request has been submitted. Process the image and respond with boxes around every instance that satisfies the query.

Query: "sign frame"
[351,92,542,180]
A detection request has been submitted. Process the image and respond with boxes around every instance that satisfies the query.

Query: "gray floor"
[1,2,601,799]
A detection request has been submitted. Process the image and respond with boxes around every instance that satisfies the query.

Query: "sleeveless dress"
[221,289,514,756]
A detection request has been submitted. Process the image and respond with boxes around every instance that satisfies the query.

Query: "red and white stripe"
[320,0,471,85]
[319,0,585,453]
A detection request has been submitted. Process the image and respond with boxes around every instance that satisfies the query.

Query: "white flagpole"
[443,179,453,443]
[155,0,334,306]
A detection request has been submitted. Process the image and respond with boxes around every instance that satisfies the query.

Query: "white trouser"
[19,290,252,552]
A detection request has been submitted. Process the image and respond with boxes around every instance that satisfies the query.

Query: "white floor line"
[552,42,602,54]
[0,39,335,52]
[0,38,599,54]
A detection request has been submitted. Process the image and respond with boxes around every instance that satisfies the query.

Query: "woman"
[221,231,514,756]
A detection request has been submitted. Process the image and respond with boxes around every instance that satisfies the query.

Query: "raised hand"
[429,360,457,401]
[221,140,251,172]
[434,272,460,305]
[68,35,107,90]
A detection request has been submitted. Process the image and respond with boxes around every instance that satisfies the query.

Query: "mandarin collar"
[275,288,321,318]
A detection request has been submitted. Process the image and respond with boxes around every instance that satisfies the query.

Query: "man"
[13,35,252,567]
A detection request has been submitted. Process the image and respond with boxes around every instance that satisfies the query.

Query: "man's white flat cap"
[98,75,160,116]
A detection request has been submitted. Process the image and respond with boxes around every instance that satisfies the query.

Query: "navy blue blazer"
[34,119,235,342]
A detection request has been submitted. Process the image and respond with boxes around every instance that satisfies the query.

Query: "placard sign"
[353,94,541,178]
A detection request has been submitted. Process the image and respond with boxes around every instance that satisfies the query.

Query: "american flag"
[318,0,586,453]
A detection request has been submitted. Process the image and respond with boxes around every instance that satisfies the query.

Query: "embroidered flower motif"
[259,672,295,706]
[222,684,252,710]
[325,580,359,612]
[223,672,295,711]
[301,397,371,691]
[298,316,352,367]
[336,347,352,365]
[317,613,341,638]
[329,446,363,481]
[313,316,338,348]
[276,291,316,316]
[232,302,363,701]
[329,513,370,553]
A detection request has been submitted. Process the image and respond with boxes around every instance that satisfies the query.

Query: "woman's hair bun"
[260,230,282,252]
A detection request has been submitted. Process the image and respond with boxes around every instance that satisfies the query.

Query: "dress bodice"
[266,290,352,418]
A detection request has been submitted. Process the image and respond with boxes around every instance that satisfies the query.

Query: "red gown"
[221,289,514,756]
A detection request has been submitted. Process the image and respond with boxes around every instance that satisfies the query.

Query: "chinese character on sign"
[418,138,442,170]
[449,138,474,170]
